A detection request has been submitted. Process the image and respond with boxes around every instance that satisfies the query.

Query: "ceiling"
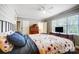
[9,4,77,21]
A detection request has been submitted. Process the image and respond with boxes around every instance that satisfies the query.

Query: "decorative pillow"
[7,32,26,47]
[0,36,13,53]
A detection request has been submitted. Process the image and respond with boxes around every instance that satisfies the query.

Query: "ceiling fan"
[37,5,53,11]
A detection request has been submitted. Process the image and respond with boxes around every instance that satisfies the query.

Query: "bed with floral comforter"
[29,34,75,54]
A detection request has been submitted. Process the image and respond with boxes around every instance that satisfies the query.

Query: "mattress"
[29,34,75,54]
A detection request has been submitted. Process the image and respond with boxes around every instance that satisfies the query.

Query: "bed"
[0,32,75,54]
[29,34,75,54]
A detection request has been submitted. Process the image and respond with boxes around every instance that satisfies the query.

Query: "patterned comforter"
[29,34,75,54]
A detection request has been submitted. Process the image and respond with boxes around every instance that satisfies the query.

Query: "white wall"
[0,4,16,24]
[0,4,17,34]
[45,5,79,33]
[38,22,47,33]
[23,21,29,34]
[18,20,47,34]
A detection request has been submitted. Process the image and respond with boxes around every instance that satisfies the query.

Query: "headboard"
[49,32,74,43]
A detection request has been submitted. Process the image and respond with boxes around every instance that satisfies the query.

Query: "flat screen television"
[55,27,63,32]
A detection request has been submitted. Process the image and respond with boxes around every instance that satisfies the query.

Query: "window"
[3,21,6,32]
[52,15,79,35]
[67,15,79,35]
[52,20,57,32]
[5,22,7,32]
[9,23,12,30]
[68,25,78,34]
[1,21,3,32]
[7,22,8,31]
[56,18,67,33]
[52,17,67,33]
[8,22,10,31]
[0,21,1,33]
[0,20,15,33]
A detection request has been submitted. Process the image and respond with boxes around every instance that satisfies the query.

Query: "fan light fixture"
[38,5,53,14]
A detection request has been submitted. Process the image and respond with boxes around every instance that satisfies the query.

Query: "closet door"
[38,22,47,33]
[17,21,21,31]
[43,22,47,33]
[38,22,43,33]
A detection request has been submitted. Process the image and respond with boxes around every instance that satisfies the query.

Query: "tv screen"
[55,27,63,32]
